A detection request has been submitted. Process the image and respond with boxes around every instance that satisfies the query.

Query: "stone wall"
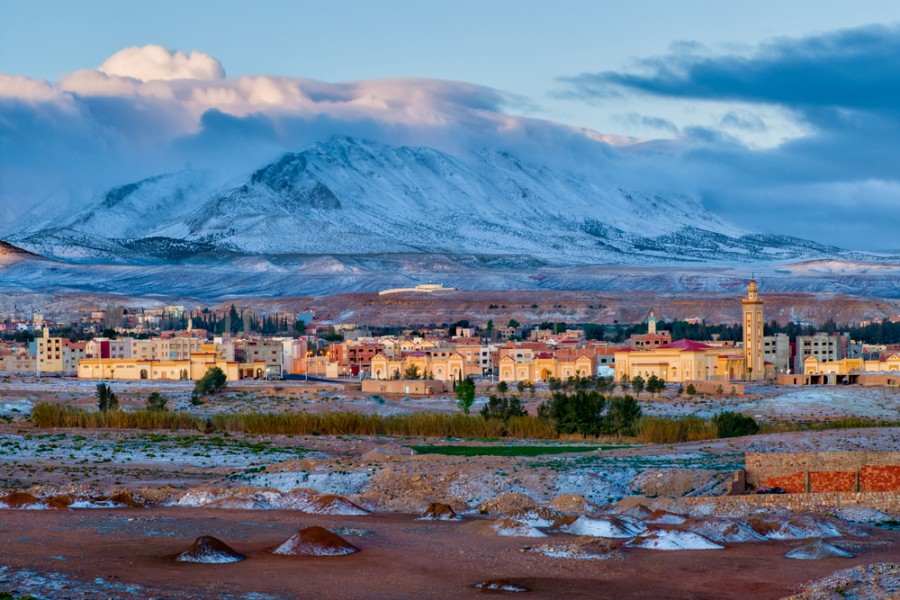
[745,452,900,493]
[683,491,900,514]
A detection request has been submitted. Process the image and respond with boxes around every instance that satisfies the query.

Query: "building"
[742,280,765,381]
[628,312,672,350]
[795,332,849,374]
[613,281,772,383]
[763,333,791,374]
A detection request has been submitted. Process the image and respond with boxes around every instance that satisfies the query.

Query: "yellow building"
[742,280,765,381]
[614,339,748,383]
[498,354,595,383]
[369,351,465,382]
[77,345,265,382]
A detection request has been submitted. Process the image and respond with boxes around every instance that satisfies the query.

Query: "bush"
[193,366,227,400]
[685,383,697,396]
[539,390,605,436]
[496,381,508,394]
[713,412,760,438]
[145,392,168,412]
[603,395,642,436]
[480,395,527,421]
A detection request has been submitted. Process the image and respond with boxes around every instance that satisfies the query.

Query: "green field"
[408,444,628,457]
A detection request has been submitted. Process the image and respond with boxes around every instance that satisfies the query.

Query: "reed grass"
[31,403,201,430]
[635,416,718,444]
[30,403,555,439]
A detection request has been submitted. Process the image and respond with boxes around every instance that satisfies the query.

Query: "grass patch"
[635,416,718,444]
[409,444,621,457]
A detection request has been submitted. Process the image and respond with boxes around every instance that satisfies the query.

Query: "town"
[2,283,899,393]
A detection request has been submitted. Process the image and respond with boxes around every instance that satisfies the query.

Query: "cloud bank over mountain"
[1,27,899,250]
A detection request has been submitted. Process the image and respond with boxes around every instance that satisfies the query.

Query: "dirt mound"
[458,518,546,538]
[681,517,765,544]
[274,488,319,510]
[548,494,599,515]
[421,502,458,520]
[0,491,42,509]
[479,493,540,516]
[631,469,720,498]
[474,579,530,592]
[175,536,245,563]
[611,499,654,519]
[108,491,145,508]
[625,525,724,551]
[309,494,370,515]
[747,515,841,540]
[785,540,855,560]
[272,526,360,557]
[645,509,688,525]
[44,494,74,510]
[207,496,268,510]
[783,562,898,599]
[560,515,646,539]
[527,536,622,560]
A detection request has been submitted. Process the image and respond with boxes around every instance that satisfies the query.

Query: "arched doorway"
[140,369,148,380]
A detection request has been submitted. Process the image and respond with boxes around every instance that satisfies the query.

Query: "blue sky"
[2,1,900,249]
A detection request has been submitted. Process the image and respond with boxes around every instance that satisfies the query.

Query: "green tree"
[480,394,527,421]
[685,383,697,396]
[193,366,227,402]
[403,364,421,380]
[496,381,509,394]
[146,391,168,412]
[507,319,520,328]
[538,390,606,436]
[631,375,645,395]
[603,395,642,436]
[96,383,118,412]
[485,319,494,333]
[646,375,665,396]
[455,377,476,415]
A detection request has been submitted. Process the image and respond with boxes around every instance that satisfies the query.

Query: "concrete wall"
[683,380,745,396]
[361,379,446,395]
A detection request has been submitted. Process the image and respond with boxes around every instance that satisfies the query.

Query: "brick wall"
[746,452,900,493]
[860,465,900,492]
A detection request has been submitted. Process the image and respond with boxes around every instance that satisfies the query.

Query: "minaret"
[742,280,764,381]
[647,311,657,335]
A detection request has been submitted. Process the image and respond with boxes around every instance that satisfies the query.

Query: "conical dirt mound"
[272,526,360,557]
[175,536,245,563]
[421,502,458,520]
[0,492,42,508]
[785,539,855,560]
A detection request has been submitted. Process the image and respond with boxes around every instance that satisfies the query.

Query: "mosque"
[613,281,773,383]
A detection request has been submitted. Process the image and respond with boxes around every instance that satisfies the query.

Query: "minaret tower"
[742,280,764,381]
[647,311,657,335]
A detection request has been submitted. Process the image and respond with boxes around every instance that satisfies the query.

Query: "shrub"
[146,392,168,412]
[713,412,760,438]
[193,366,227,400]
[496,381,509,394]
[480,395,527,421]
[603,395,642,436]
[685,383,697,396]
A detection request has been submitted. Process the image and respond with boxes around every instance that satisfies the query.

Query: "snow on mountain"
[8,136,760,264]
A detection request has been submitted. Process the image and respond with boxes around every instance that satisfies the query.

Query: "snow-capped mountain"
[4,136,899,299]
[7,136,835,265]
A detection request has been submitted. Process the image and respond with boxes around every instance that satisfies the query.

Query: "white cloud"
[98,44,225,82]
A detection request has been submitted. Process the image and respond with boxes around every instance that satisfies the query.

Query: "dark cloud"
[565,24,900,119]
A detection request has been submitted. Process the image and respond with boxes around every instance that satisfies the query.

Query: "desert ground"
[0,377,898,599]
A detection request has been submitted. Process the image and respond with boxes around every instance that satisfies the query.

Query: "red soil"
[0,508,897,599]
